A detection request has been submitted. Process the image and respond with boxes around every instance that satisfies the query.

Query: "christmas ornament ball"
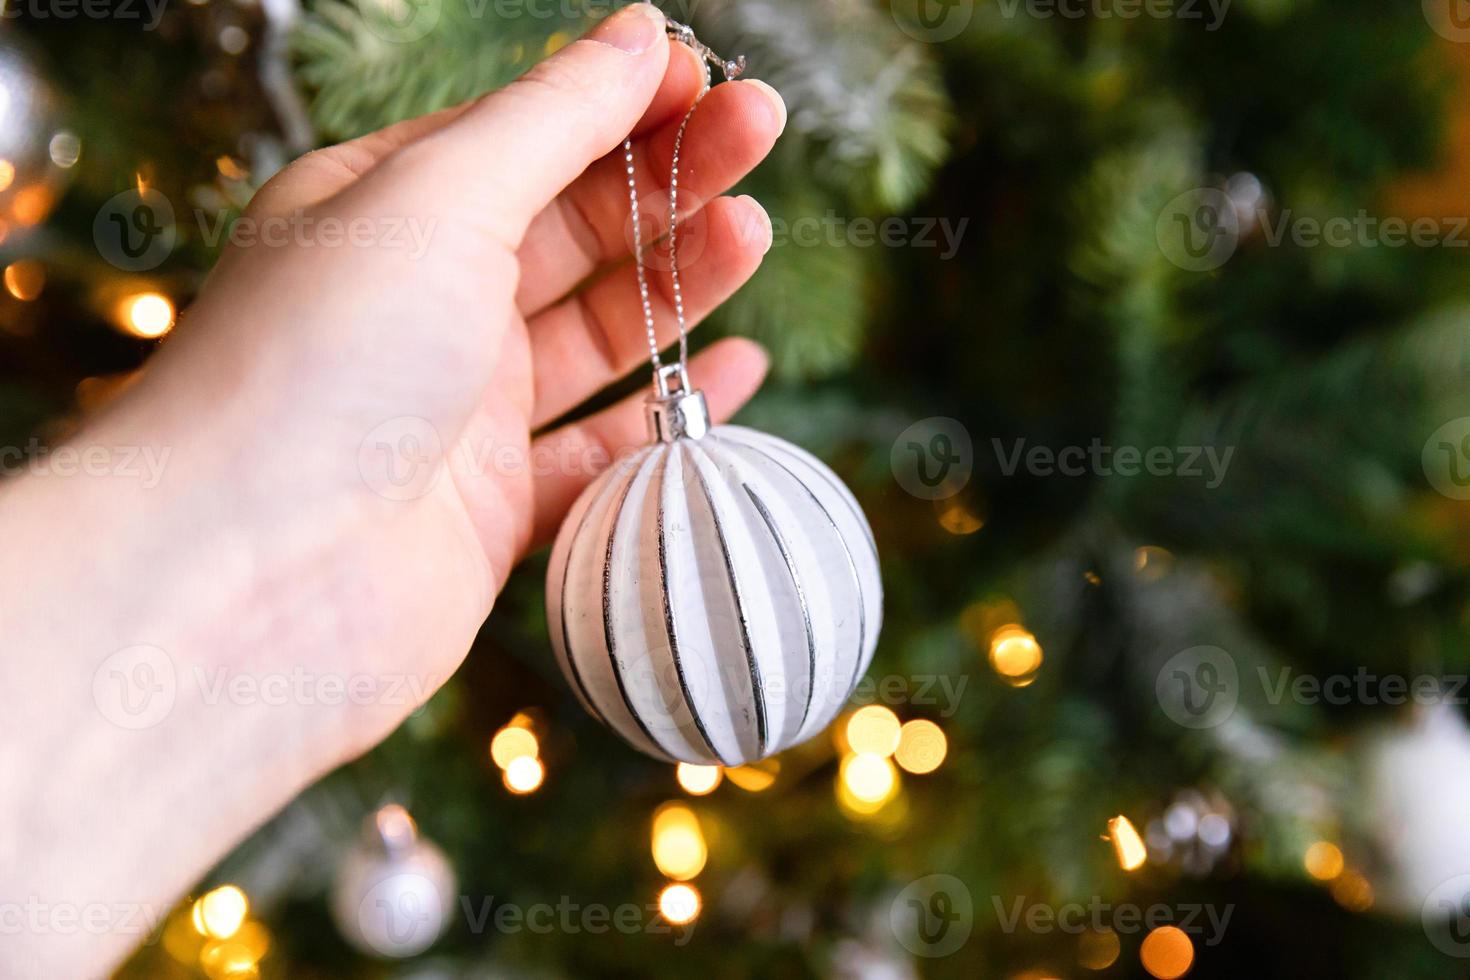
[547,380,882,766]
[331,806,457,959]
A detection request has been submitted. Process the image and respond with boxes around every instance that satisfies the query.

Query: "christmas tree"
[6,0,1470,976]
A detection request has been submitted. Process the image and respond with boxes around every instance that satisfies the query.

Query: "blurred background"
[7,0,1470,976]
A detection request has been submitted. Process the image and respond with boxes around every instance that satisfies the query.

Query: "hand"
[0,5,783,975]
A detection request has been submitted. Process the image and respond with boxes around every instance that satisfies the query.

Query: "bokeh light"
[503,756,545,795]
[989,626,1044,686]
[490,724,538,770]
[1140,925,1194,979]
[838,753,899,816]
[191,885,248,940]
[725,759,779,792]
[1303,841,1344,881]
[676,763,722,796]
[117,292,175,339]
[1108,815,1148,872]
[651,803,707,881]
[846,705,902,757]
[658,882,701,925]
[1078,928,1121,970]
[894,719,947,774]
[3,260,43,301]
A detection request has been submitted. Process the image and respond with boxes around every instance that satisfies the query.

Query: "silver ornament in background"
[331,804,457,959]
[547,366,882,766]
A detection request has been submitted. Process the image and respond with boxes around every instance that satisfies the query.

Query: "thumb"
[363,3,672,247]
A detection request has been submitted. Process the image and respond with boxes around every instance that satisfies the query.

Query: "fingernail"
[743,79,787,136]
[590,3,664,54]
[739,195,773,254]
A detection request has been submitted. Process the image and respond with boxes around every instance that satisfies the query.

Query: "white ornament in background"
[1365,705,1470,917]
[331,804,457,959]
[547,373,882,766]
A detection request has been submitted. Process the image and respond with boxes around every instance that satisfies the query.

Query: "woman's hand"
[0,6,783,975]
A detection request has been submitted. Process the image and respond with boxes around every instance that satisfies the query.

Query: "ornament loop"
[647,363,710,442]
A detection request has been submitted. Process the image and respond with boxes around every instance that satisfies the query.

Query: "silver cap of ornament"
[647,363,710,443]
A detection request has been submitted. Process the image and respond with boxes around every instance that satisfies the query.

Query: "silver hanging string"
[624,18,746,394]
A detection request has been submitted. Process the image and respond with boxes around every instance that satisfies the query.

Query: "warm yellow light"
[676,763,722,796]
[1303,841,1344,881]
[894,719,947,774]
[989,626,1043,684]
[1331,869,1374,912]
[658,882,701,925]
[504,756,545,794]
[120,293,175,338]
[651,803,707,881]
[936,495,984,535]
[725,758,779,792]
[1134,546,1174,581]
[840,752,899,810]
[490,725,538,770]
[846,705,902,757]
[1079,928,1121,970]
[192,885,248,940]
[199,925,268,980]
[0,159,14,192]
[1140,925,1194,979]
[1108,815,1148,872]
[3,260,43,301]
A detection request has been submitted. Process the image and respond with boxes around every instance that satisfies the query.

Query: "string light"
[504,756,545,794]
[989,626,1043,686]
[658,882,701,925]
[3,260,43,301]
[894,719,947,774]
[490,721,538,770]
[651,803,707,881]
[191,885,248,940]
[1107,815,1148,872]
[1303,841,1344,881]
[117,292,175,339]
[1140,925,1194,979]
[724,759,779,792]
[838,753,899,816]
[1331,869,1374,911]
[846,705,901,757]
[0,159,13,192]
[1078,928,1121,970]
[676,763,722,796]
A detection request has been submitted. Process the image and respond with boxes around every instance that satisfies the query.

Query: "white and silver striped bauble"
[546,374,881,766]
